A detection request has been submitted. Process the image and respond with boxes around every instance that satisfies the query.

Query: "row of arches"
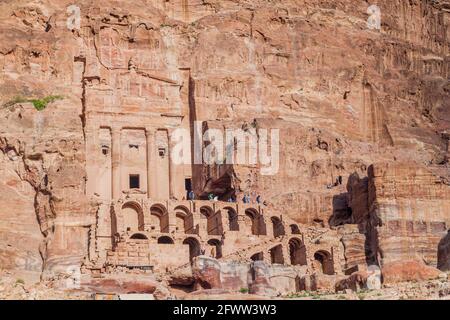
[119,201,297,238]
[250,238,335,274]
[127,232,334,273]
[122,202,170,232]
[128,234,222,263]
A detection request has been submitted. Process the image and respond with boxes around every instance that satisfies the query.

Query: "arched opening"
[250,252,264,261]
[174,205,195,234]
[130,233,148,240]
[290,224,300,234]
[314,250,334,275]
[207,239,222,259]
[271,216,285,238]
[122,202,144,232]
[245,209,266,235]
[183,237,201,263]
[224,207,239,231]
[150,204,169,233]
[158,236,174,244]
[288,238,307,266]
[200,206,223,235]
[269,244,284,264]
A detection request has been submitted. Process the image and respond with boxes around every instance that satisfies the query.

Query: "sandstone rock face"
[192,256,223,290]
[381,260,444,285]
[438,231,450,271]
[367,162,450,267]
[0,0,448,298]
[249,261,276,297]
[0,147,43,282]
[0,103,92,281]
[366,265,382,290]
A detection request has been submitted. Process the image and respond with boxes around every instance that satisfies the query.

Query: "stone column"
[282,245,291,265]
[111,127,121,200]
[168,129,176,199]
[85,123,98,197]
[262,215,273,238]
[221,208,230,233]
[146,128,156,199]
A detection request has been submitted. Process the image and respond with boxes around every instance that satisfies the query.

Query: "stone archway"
[271,216,285,238]
[288,237,307,266]
[224,206,239,231]
[130,233,148,240]
[290,224,300,234]
[245,208,266,235]
[200,206,223,235]
[269,244,284,264]
[150,204,169,233]
[314,250,334,275]
[174,205,195,234]
[158,236,174,244]
[207,239,222,259]
[122,201,144,232]
[183,237,201,263]
[250,252,264,261]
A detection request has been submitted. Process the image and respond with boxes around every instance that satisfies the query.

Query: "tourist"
[188,190,195,201]
[208,193,214,201]
[256,195,261,204]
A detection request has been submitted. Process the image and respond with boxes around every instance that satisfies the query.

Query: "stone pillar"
[146,128,156,199]
[221,208,230,233]
[111,127,121,199]
[265,216,274,238]
[282,245,291,265]
[168,129,176,199]
[85,123,98,197]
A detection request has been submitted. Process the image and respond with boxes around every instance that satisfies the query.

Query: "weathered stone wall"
[368,162,450,267]
[0,0,448,290]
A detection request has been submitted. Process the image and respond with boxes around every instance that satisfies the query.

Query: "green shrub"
[3,95,63,111]
[239,288,249,294]
[31,95,64,111]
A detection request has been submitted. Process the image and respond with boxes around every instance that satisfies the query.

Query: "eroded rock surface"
[0,0,448,299]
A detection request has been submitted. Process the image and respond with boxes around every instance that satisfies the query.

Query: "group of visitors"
[186,190,266,205]
[243,194,263,204]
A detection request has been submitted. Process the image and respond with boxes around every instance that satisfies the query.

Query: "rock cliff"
[0,0,448,296]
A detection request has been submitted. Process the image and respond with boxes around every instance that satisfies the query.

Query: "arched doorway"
[288,238,307,265]
[174,205,194,234]
[314,250,334,275]
[183,237,201,263]
[290,224,300,234]
[200,206,223,235]
[224,207,239,231]
[207,239,222,259]
[122,202,144,232]
[158,236,174,244]
[250,252,264,261]
[130,233,148,240]
[271,216,285,237]
[245,208,266,235]
[269,244,284,264]
[150,204,169,233]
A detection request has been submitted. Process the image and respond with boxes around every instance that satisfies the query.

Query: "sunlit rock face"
[0,0,448,296]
